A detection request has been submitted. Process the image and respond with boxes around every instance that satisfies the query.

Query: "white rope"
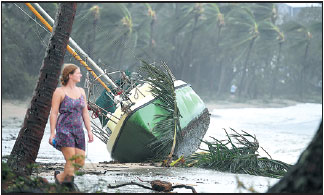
[33,22,48,47]
[14,3,51,34]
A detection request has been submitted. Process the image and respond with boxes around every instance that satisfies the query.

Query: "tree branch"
[107,180,197,193]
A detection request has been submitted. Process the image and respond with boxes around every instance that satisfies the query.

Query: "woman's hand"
[88,131,94,143]
[49,133,55,145]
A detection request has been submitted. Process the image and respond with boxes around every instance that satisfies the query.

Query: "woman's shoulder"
[78,87,86,95]
[52,87,65,104]
[53,87,65,97]
[78,87,87,101]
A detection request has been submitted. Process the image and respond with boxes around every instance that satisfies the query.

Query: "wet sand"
[3,99,296,192]
[2,99,30,120]
[32,161,278,193]
[34,161,163,178]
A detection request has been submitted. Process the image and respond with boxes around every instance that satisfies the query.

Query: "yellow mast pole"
[25,3,112,93]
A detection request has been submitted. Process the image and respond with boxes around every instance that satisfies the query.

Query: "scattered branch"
[108,182,152,190]
[108,180,197,193]
[172,184,197,193]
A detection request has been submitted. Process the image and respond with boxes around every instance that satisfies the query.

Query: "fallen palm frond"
[138,60,181,162]
[185,128,291,178]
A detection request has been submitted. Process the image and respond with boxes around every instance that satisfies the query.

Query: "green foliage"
[69,154,85,161]
[69,154,85,170]
[184,128,292,178]
[139,60,181,159]
[2,62,37,99]
[2,3,45,99]
[1,160,74,193]
[2,3,322,101]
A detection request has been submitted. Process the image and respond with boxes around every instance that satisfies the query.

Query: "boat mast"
[26,3,118,91]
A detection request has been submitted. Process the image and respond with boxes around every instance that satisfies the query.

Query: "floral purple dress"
[54,94,86,151]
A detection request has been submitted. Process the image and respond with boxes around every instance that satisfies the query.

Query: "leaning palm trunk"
[270,42,283,99]
[299,42,310,101]
[8,3,77,176]
[238,37,256,97]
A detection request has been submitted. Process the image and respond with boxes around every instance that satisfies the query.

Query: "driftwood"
[108,179,197,193]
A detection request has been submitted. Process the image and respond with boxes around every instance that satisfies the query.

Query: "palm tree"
[8,3,77,176]
[267,23,285,99]
[230,5,260,97]
[87,5,100,58]
[185,3,205,84]
[159,3,184,78]
[247,4,287,99]
[145,3,156,51]
[241,3,285,99]
[202,3,231,96]
[71,3,100,60]
[283,20,322,100]
[2,3,56,99]
[162,3,206,82]
[224,3,278,98]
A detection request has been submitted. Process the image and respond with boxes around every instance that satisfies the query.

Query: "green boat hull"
[109,83,210,162]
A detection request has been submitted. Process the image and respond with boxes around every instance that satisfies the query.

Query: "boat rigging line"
[32,3,117,92]
[22,3,117,95]
[28,3,139,110]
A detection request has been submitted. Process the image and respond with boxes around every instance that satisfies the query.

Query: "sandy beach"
[1,98,299,121]
[33,161,163,178]
[2,98,321,193]
[2,99,31,120]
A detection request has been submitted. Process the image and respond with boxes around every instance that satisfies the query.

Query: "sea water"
[2,103,322,192]
[205,103,322,165]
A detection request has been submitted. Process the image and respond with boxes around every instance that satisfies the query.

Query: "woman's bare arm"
[49,88,63,144]
[81,88,93,142]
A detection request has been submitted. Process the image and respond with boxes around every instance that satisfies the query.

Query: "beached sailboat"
[96,76,210,162]
[24,3,210,163]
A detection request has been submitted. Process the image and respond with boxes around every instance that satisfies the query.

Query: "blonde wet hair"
[60,63,79,86]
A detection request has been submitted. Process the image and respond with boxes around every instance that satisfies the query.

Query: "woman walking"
[49,63,93,184]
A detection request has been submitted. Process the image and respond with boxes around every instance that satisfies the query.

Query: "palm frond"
[185,128,292,178]
[138,60,181,159]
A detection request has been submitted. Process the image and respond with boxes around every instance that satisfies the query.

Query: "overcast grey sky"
[285,3,322,7]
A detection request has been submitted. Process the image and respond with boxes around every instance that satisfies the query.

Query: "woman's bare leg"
[56,147,76,183]
[74,148,86,171]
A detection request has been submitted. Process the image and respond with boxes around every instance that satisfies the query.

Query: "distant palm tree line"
[2,3,322,101]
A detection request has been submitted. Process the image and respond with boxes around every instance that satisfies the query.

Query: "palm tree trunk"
[238,38,256,97]
[189,15,199,84]
[171,4,180,77]
[87,10,98,59]
[211,27,223,95]
[182,13,199,82]
[215,63,225,95]
[149,16,155,53]
[7,3,77,176]
[270,42,282,99]
[300,42,310,101]
[118,33,127,70]
[245,64,257,98]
